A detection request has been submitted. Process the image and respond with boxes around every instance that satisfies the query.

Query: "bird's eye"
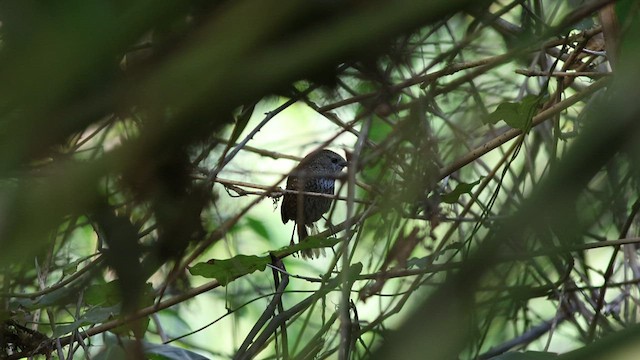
[331,158,338,164]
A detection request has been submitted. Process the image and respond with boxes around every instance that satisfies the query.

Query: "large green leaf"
[485,95,542,131]
[189,255,271,285]
[189,237,341,284]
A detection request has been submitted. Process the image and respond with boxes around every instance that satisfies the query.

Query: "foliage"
[0,0,639,359]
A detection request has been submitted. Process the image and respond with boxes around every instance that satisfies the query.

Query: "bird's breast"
[306,177,335,193]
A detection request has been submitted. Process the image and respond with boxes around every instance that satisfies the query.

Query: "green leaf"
[246,217,269,240]
[441,178,483,204]
[95,340,209,360]
[144,343,209,360]
[53,305,120,337]
[55,280,155,337]
[616,0,636,28]
[362,159,384,183]
[313,262,362,298]
[94,345,127,360]
[368,117,393,143]
[153,309,192,338]
[13,282,82,310]
[491,351,558,360]
[189,255,271,285]
[85,281,122,307]
[271,236,341,257]
[332,262,363,290]
[189,238,341,284]
[85,280,154,307]
[228,103,254,147]
[62,256,91,276]
[485,95,542,130]
[406,256,434,269]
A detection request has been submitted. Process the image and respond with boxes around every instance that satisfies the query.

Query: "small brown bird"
[281,149,347,258]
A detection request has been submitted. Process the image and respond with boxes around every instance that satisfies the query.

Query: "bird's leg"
[289,224,296,246]
[290,225,300,258]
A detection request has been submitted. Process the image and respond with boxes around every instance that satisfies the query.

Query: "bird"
[281,149,347,258]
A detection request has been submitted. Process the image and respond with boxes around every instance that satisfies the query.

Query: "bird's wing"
[281,175,299,223]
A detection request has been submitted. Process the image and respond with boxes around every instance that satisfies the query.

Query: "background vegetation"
[0,0,639,359]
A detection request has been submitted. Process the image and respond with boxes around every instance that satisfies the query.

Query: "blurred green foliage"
[2,0,640,359]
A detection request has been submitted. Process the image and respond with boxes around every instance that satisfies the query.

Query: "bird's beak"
[339,160,348,168]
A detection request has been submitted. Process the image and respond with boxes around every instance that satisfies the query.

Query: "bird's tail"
[297,223,323,259]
